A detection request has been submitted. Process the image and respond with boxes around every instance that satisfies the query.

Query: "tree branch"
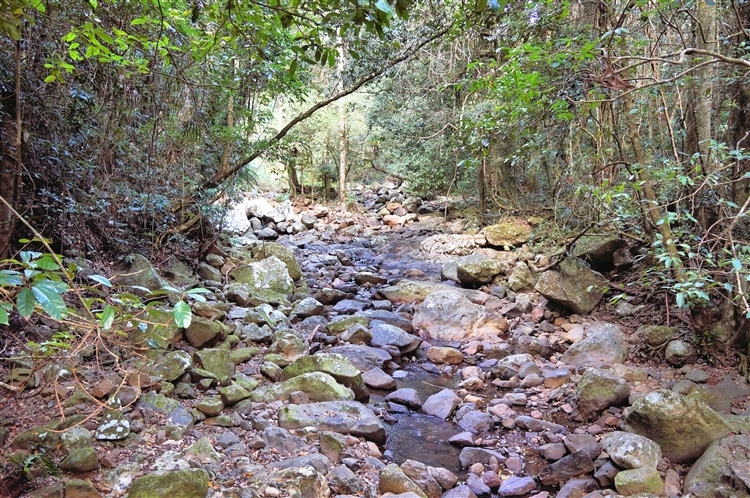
[205,24,452,189]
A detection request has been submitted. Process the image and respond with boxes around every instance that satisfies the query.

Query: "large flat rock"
[278,400,386,444]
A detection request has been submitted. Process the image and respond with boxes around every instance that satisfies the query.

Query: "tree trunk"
[0,40,22,259]
[694,0,716,172]
[218,93,234,180]
[621,89,685,282]
[337,40,348,208]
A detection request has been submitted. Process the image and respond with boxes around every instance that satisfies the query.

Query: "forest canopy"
[1,0,750,338]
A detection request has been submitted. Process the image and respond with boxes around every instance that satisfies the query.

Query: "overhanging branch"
[205,24,452,189]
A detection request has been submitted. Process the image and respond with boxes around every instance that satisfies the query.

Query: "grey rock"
[534,257,608,314]
[563,434,601,461]
[362,367,397,390]
[328,344,391,371]
[600,431,661,469]
[684,434,750,497]
[497,476,537,497]
[279,400,386,444]
[422,389,461,420]
[556,478,598,498]
[457,410,494,434]
[623,389,730,463]
[576,368,630,419]
[385,388,421,410]
[370,321,421,353]
[458,447,506,468]
[280,353,368,401]
[537,450,595,486]
[560,322,628,368]
[665,339,696,367]
[269,453,332,474]
[412,289,507,341]
[329,464,364,494]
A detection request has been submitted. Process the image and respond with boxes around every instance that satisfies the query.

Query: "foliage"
[0,240,207,355]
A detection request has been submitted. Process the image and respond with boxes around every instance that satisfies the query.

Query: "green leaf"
[0,271,24,286]
[89,0,98,9]
[16,288,36,318]
[44,74,57,83]
[732,259,743,272]
[99,305,115,330]
[0,307,7,325]
[173,301,192,328]
[88,274,113,287]
[31,282,68,320]
[31,0,46,13]
[375,0,395,16]
[675,292,685,308]
[35,254,60,271]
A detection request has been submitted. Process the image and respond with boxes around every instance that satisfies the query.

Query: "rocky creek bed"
[3,185,750,498]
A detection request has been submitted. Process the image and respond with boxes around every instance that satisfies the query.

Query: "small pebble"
[530,410,543,419]
[264,488,280,497]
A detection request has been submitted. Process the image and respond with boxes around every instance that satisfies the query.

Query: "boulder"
[456,253,506,286]
[638,325,676,347]
[152,351,193,382]
[560,322,628,368]
[483,219,532,247]
[684,434,750,497]
[535,257,608,314]
[280,353,368,401]
[273,466,330,498]
[245,198,274,219]
[507,262,538,292]
[194,348,235,383]
[184,316,229,349]
[370,321,421,353]
[279,400,386,443]
[269,328,309,363]
[412,289,508,341]
[419,234,485,256]
[127,468,209,497]
[251,372,354,403]
[601,431,662,469]
[229,256,294,303]
[327,344,391,372]
[379,463,428,498]
[112,254,168,292]
[247,241,302,281]
[378,279,491,305]
[623,389,730,463]
[576,368,630,419]
[571,234,626,268]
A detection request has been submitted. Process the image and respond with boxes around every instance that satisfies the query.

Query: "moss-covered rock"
[184,316,229,349]
[127,468,209,498]
[280,353,368,401]
[576,368,630,419]
[614,466,664,496]
[251,372,354,403]
[483,219,532,248]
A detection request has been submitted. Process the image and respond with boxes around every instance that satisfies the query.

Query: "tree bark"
[337,38,348,207]
[0,40,22,259]
[621,89,685,282]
